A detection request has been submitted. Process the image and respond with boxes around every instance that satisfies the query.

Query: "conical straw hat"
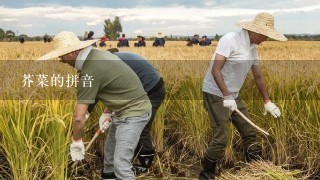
[236,12,287,41]
[37,31,98,60]
[155,32,165,38]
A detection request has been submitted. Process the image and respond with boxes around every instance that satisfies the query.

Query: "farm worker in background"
[117,33,130,47]
[200,12,287,179]
[84,31,97,47]
[186,37,193,46]
[134,35,146,47]
[88,51,166,175]
[84,31,94,40]
[83,31,88,41]
[37,31,152,180]
[153,32,165,47]
[99,35,108,47]
[199,35,211,46]
[191,34,200,45]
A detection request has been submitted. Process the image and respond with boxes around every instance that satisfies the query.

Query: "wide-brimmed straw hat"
[236,12,287,41]
[37,31,98,60]
[155,32,165,38]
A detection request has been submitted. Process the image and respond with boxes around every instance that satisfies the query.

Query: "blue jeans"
[103,112,151,179]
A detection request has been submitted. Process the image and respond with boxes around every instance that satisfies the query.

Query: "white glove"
[223,95,237,111]
[99,112,112,133]
[85,112,90,120]
[70,139,85,161]
[263,101,281,118]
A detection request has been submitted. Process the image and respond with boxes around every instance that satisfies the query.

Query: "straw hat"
[236,12,287,41]
[37,31,98,60]
[155,32,165,38]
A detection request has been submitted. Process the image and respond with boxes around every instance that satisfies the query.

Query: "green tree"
[108,21,116,40]
[104,19,115,39]
[6,30,15,36]
[214,34,221,41]
[5,30,15,41]
[113,16,122,38]
[104,19,111,36]
[0,28,4,41]
[103,17,123,40]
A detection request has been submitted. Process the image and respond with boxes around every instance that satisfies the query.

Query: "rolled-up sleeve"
[77,72,100,104]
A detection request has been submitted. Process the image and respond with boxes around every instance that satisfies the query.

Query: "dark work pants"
[203,92,261,160]
[136,84,166,155]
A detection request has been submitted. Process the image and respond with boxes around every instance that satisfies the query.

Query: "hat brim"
[37,39,98,61]
[155,32,165,38]
[236,21,287,41]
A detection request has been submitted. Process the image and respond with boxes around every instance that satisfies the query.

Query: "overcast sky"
[0,0,319,37]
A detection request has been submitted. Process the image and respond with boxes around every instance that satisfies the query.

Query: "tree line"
[0,29,16,41]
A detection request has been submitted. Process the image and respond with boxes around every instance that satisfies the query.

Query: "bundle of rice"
[218,161,305,180]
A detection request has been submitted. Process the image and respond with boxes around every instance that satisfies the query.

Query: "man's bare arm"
[211,53,231,96]
[73,103,89,140]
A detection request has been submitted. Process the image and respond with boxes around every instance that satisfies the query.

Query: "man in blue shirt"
[88,51,166,178]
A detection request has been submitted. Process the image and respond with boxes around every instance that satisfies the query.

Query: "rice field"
[0,40,320,179]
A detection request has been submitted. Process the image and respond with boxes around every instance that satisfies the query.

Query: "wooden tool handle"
[235,109,270,136]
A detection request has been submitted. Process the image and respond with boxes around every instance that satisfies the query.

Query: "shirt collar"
[75,46,93,71]
[240,29,256,50]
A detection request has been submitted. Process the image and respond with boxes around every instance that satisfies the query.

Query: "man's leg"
[113,112,151,179]
[200,92,231,180]
[231,98,262,162]
[135,85,165,173]
[102,122,117,179]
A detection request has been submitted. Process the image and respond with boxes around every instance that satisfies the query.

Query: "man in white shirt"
[200,12,287,180]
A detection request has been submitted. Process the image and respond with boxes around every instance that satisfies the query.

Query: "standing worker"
[200,12,287,179]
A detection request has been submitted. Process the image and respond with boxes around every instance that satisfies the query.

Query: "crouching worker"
[117,34,130,47]
[88,51,166,176]
[153,32,165,47]
[199,36,211,46]
[134,35,146,47]
[200,12,287,179]
[37,31,152,180]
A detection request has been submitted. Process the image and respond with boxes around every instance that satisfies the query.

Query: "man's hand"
[99,112,112,133]
[223,95,237,111]
[70,139,85,161]
[263,101,281,118]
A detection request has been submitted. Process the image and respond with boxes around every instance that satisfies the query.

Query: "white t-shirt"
[202,29,259,98]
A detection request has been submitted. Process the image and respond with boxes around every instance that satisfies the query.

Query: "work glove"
[70,139,85,161]
[85,112,90,121]
[223,95,237,111]
[99,112,113,133]
[263,101,281,118]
